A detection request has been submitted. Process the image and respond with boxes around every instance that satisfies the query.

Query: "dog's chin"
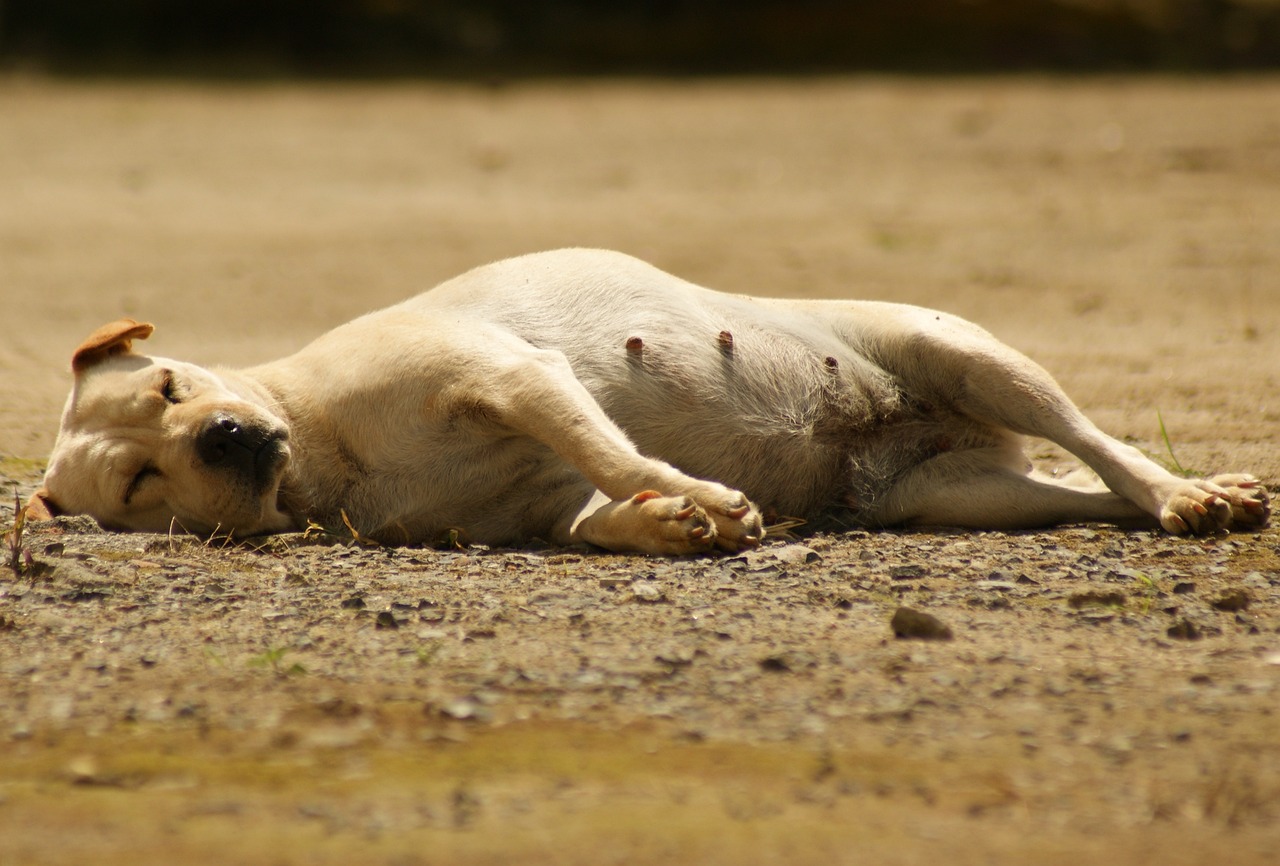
[177,476,296,539]
[260,481,300,533]
[180,501,295,538]
[242,475,297,536]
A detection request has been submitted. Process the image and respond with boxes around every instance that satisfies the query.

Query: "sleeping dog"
[29,249,1270,554]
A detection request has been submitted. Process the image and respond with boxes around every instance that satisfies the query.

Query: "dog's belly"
[577,335,902,518]
[423,250,921,518]
[491,300,911,516]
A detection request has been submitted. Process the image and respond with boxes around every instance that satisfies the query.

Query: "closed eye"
[124,465,163,506]
[159,370,182,404]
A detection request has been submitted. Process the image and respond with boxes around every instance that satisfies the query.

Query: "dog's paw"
[1209,474,1271,530]
[682,483,765,552]
[576,490,718,555]
[628,491,719,554]
[1159,475,1270,535]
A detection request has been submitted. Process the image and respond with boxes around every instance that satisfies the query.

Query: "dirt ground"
[1,76,1278,865]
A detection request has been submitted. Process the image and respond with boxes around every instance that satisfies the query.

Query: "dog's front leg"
[562,489,721,555]
[479,343,763,553]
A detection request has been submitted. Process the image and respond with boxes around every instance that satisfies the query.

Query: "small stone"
[440,698,491,722]
[889,565,927,581]
[1234,612,1261,634]
[759,650,817,672]
[656,646,696,667]
[774,545,820,566]
[1209,589,1250,612]
[1068,590,1127,609]
[1241,572,1270,590]
[891,607,954,641]
[632,582,664,603]
[66,756,100,785]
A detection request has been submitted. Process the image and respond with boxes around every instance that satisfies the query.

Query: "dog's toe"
[1209,474,1271,530]
[1159,475,1272,535]
[628,491,719,554]
[699,490,765,552]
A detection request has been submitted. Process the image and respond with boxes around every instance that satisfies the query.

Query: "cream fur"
[33,249,1270,554]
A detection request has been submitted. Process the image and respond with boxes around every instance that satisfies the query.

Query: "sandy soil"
[1,76,1278,865]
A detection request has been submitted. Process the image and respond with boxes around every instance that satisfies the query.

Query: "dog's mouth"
[254,433,289,487]
[260,438,303,522]
[254,434,295,523]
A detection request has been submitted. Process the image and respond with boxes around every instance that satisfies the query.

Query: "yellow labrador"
[30,249,1270,554]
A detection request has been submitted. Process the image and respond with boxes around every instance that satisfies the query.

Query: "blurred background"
[2,0,1278,76]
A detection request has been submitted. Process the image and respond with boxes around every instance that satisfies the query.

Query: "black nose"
[196,414,261,476]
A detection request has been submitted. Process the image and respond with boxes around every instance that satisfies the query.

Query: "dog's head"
[31,319,295,537]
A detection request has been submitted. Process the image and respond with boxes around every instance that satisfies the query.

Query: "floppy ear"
[25,488,62,521]
[71,319,155,372]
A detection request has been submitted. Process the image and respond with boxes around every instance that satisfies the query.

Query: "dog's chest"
[296,423,590,545]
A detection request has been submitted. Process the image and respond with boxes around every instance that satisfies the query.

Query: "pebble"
[632,582,664,603]
[889,565,927,581]
[1068,589,1127,609]
[526,588,569,604]
[1209,589,1250,612]
[890,607,954,641]
[773,545,820,566]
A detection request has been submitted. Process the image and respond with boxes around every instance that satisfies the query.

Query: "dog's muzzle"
[196,413,289,490]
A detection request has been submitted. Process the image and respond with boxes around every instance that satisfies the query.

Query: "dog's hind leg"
[861,306,1270,534]
[870,443,1154,530]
